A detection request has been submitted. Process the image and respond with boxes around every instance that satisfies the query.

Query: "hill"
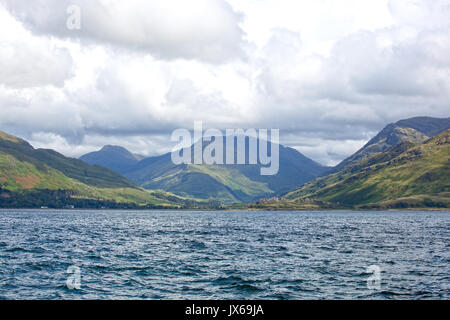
[332,116,450,172]
[80,145,141,174]
[283,129,450,209]
[0,131,198,209]
[94,137,330,204]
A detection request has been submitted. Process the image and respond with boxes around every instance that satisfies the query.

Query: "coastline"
[1,207,449,212]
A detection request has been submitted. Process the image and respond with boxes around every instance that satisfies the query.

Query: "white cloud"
[0,6,73,88]
[292,139,368,167]
[0,0,449,165]
[0,42,73,88]
[1,0,247,64]
[388,0,450,29]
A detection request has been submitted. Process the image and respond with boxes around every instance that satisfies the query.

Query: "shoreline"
[0,207,449,212]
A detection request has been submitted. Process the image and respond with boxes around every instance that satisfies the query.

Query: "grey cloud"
[1,0,450,165]
[1,0,247,64]
[163,78,244,127]
[347,31,450,97]
[250,20,450,162]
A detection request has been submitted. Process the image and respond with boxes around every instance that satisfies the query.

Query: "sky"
[0,0,449,165]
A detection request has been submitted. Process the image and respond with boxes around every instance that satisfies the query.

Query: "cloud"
[0,86,85,143]
[0,42,73,88]
[291,138,368,167]
[0,0,449,166]
[328,29,450,98]
[1,0,247,64]
[388,0,450,29]
[0,5,73,88]
[27,131,172,158]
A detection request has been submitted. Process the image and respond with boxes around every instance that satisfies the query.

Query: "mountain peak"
[395,116,450,137]
[333,116,450,172]
[80,145,140,174]
[100,145,129,152]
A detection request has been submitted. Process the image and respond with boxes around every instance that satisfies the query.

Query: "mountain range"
[81,137,330,203]
[1,116,449,209]
[243,117,449,209]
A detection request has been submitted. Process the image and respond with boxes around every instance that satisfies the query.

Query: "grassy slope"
[132,164,274,204]
[0,131,195,208]
[0,132,135,189]
[284,130,450,208]
[0,151,194,207]
[189,164,272,196]
[124,141,328,204]
[127,157,273,204]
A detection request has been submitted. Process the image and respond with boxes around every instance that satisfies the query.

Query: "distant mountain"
[283,129,450,209]
[0,131,197,209]
[333,116,450,172]
[80,145,141,174]
[120,137,330,204]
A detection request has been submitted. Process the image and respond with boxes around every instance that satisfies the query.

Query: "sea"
[0,209,448,299]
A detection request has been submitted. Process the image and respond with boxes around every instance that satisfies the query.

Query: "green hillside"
[135,163,274,203]
[122,138,329,204]
[119,119,448,205]
[284,129,450,208]
[0,131,198,209]
[0,131,135,188]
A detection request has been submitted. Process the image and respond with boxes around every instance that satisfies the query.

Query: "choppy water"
[0,209,449,299]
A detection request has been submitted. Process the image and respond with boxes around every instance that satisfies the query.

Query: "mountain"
[0,131,197,209]
[82,137,330,204]
[333,116,450,172]
[283,129,450,209]
[80,145,141,174]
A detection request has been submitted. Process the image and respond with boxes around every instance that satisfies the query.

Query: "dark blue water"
[0,209,449,299]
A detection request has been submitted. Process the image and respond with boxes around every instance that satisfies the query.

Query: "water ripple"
[0,209,449,299]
